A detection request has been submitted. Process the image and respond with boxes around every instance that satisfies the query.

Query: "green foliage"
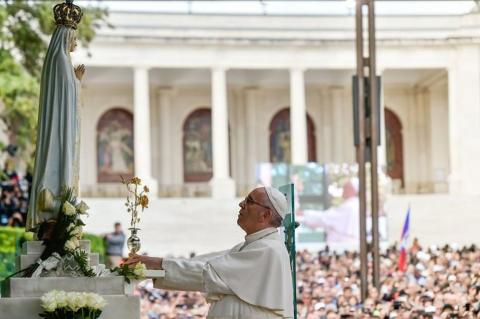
[0,227,32,281]
[111,263,144,284]
[0,50,39,160]
[82,232,106,263]
[112,264,133,284]
[72,249,95,277]
[0,0,107,165]
[0,252,16,282]
[39,307,103,319]
[0,226,32,254]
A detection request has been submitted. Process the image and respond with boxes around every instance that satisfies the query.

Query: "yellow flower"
[139,195,149,209]
[130,177,141,185]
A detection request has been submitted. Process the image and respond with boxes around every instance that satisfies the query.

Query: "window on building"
[385,108,404,187]
[269,108,317,163]
[97,108,134,183]
[183,108,213,182]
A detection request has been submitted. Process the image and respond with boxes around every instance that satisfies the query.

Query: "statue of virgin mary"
[26,0,84,232]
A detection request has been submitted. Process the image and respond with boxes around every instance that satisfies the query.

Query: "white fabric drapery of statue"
[154,227,294,319]
[26,25,80,232]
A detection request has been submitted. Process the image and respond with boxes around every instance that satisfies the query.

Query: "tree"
[0,0,107,168]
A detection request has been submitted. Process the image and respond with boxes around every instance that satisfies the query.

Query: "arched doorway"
[269,108,317,163]
[97,108,134,183]
[183,108,213,182]
[385,108,404,187]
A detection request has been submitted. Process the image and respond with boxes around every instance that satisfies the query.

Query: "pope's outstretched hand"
[123,254,163,270]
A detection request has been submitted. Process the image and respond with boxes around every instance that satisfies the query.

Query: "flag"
[398,207,410,272]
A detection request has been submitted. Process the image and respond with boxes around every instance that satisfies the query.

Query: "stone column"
[133,67,158,196]
[378,70,387,169]
[414,88,431,192]
[157,88,174,195]
[448,45,480,195]
[290,68,308,164]
[245,87,259,188]
[331,87,344,162]
[428,82,449,193]
[210,67,235,198]
[320,87,332,163]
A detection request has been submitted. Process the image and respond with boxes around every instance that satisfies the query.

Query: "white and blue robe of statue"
[26,25,80,232]
[154,227,294,319]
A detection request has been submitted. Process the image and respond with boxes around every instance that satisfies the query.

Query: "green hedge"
[0,227,33,281]
[0,226,106,281]
[82,233,106,264]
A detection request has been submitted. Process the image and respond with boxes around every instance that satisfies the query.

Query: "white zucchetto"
[263,186,288,219]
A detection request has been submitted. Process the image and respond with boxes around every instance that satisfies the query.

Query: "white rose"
[64,240,76,251]
[41,291,58,312]
[133,262,146,278]
[67,224,76,231]
[70,226,83,236]
[42,290,58,300]
[84,293,95,309]
[96,295,107,309]
[65,238,80,251]
[76,201,90,214]
[41,298,56,312]
[66,292,81,312]
[75,293,87,309]
[55,290,67,308]
[85,293,107,310]
[63,201,76,216]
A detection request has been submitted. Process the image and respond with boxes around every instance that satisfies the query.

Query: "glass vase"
[127,227,141,254]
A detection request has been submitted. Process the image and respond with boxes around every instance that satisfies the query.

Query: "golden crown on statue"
[53,0,83,30]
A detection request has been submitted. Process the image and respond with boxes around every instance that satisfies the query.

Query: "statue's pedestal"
[0,295,140,319]
[0,240,164,319]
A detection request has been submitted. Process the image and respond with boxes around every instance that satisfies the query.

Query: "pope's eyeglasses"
[244,195,271,210]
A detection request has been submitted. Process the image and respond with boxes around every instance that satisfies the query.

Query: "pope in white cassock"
[125,186,294,318]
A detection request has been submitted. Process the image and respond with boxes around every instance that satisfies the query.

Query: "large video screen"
[256,163,389,250]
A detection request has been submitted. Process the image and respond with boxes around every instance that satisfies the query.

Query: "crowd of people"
[135,239,480,318]
[0,165,31,228]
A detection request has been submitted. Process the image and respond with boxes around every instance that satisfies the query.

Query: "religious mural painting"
[183,108,213,182]
[97,108,134,183]
[385,108,404,187]
[269,108,317,163]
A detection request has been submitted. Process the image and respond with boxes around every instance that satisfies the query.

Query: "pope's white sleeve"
[203,263,233,295]
[153,258,206,291]
[152,258,233,295]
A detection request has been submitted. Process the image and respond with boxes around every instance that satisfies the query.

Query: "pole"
[355,0,368,303]
[367,0,381,290]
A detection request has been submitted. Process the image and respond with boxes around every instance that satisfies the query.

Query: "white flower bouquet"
[13,188,94,278]
[39,290,107,319]
[112,262,146,284]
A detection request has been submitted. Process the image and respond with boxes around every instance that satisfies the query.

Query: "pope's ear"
[263,209,273,221]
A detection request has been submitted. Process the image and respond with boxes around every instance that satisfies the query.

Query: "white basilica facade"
[74,10,480,199]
